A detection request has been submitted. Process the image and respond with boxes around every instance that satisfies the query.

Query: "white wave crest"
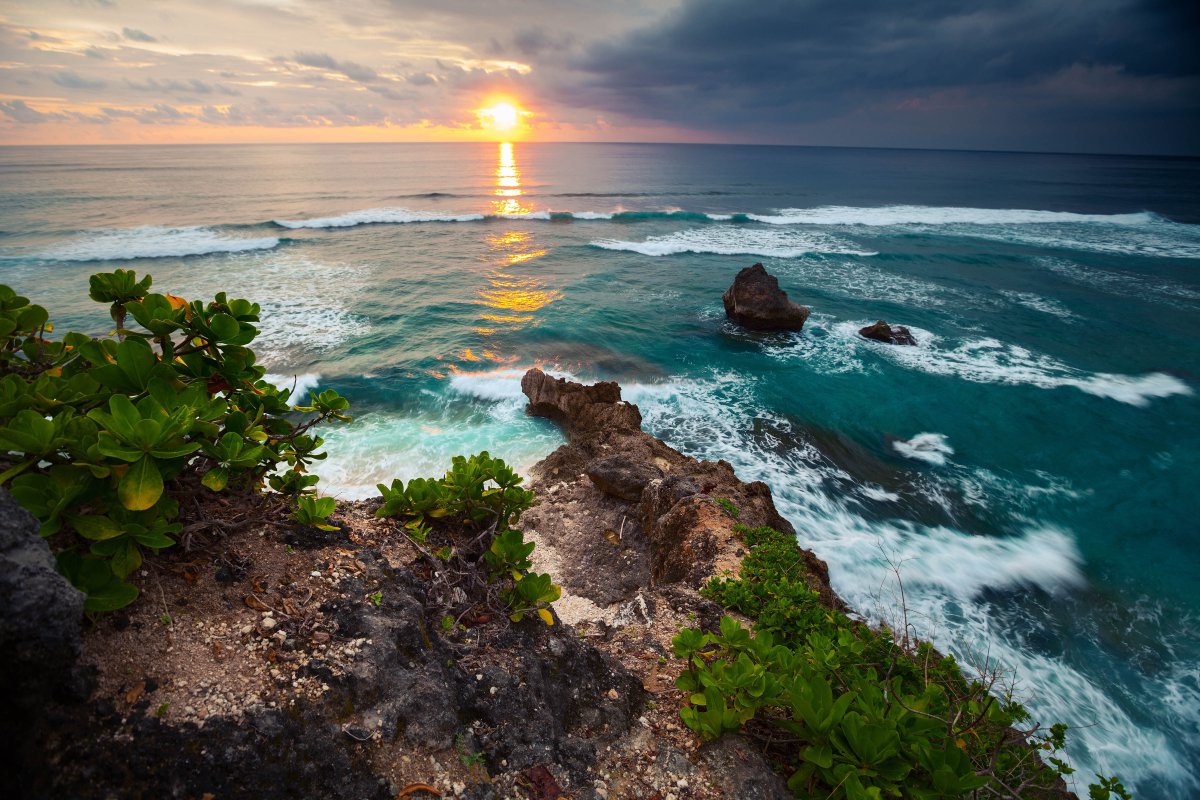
[999,290,1077,320]
[591,228,877,258]
[274,207,485,228]
[749,205,1159,226]
[837,322,1192,406]
[893,432,954,465]
[37,226,280,261]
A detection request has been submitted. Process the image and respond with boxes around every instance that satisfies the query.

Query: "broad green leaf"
[110,539,142,578]
[201,467,229,492]
[119,456,163,511]
[71,514,125,541]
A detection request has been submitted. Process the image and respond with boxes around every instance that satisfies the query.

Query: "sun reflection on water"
[466,143,562,344]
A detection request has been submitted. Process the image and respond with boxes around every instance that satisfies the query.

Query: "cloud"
[122,27,157,43]
[50,70,107,90]
[1,99,63,123]
[573,0,1200,150]
[293,51,378,83]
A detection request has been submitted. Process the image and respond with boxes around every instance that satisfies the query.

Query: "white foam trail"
[263,372,321,400]
[274,207,485,228]
[569,211,615,220]
[750,205,1158,226]
[1000,290,1077,320]
[835,322,1192,407]
[893,432,954,466]
[1040,257,1200,306]
[591,228,877,258]
[36,226,279,261]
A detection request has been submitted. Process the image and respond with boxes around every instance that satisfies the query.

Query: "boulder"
[722,263,810,331]
[859,320,917,346]
[1,488,86,774]
[586,454,663,501]
[0,490,84,709]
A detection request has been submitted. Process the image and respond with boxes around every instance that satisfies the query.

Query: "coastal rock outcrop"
[722,262,810,331]
[521,368,642,441]
[520,368,838,606]
[859,319,917,346]
[0,489,85,715]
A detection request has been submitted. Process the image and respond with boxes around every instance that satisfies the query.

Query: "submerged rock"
[859,319,917,346]
[722,263,810,331]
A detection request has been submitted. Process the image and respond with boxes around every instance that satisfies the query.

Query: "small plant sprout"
[292,495,338,531]
[714,497,740,518]
[369,591,382,607]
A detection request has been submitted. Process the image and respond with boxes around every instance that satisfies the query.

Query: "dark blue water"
[2,143,1198,797]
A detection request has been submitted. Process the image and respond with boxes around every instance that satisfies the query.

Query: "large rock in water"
[722,263,810,331]
[859,320,917,346]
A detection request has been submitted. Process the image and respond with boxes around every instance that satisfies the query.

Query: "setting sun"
[477,101,522,132]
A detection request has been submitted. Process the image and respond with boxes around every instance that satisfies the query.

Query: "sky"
[0,0,1197,154]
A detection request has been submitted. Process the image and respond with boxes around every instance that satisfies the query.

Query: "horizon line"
[0,139,1196,159]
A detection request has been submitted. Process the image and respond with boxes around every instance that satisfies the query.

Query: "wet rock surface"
[722,263,811,331]
[859,319,918,345]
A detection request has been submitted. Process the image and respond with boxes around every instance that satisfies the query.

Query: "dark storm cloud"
[576,0,1200,151]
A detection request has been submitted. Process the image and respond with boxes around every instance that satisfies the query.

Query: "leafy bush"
[675,524,1122,799]
[0,270,350,611]
[376,452,558,624]
[292,495,339,531]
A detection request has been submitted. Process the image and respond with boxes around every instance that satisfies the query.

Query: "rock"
[586,454,662,501]
[0,489,85,714]
[521,369,643,441]
[697,735,793,800]
[858,320,917,346]
[722,263,810,331]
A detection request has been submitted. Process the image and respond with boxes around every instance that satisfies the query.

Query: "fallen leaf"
[125,681,145,705]
[243,594,270,611]
[251,576,267,593]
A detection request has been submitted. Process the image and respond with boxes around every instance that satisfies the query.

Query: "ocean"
[1,141,1198,798]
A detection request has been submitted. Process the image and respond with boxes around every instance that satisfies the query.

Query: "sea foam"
[35,226,280,261]
[893,432,955,465]
[274,208,486,228]
[836,322,1193,407]
[748,205,1159,226]
[591,228,877,258]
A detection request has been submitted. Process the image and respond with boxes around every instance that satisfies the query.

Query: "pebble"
[607,688,619,700]
[259,618,277,632]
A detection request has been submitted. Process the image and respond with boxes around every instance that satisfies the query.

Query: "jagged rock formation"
[520,367,840,607]
[859,319,918,346]
[722,263,810,331]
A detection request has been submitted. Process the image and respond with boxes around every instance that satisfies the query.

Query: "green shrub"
[0,270,350,611]
[676,524,1118,799]
[376,452,557,624]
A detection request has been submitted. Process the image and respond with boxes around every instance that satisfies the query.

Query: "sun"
[478,101,522,132]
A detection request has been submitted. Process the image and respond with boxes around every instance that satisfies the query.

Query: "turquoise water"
[1,142,1198,797]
